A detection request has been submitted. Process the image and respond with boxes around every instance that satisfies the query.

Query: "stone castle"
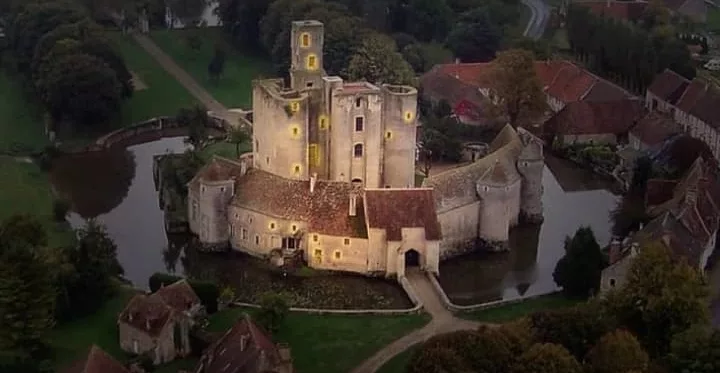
[186,20,545,277]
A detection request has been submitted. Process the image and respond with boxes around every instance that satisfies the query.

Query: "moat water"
[50,137,619,308]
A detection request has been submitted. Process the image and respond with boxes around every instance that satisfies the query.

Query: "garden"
[150,28,271,109]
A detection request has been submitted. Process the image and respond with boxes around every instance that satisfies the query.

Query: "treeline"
[217,0,535,81]
[566,5,695,94]
[2,0,132,128]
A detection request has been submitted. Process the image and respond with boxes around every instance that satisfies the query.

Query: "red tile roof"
[545,99,645,136]
[647,69,690,105]
[118,294,174,336]
[154,279,201,313]
[545,63,597,103]
[364,189,441,241]
[579,1,649,21]
[197,314,291,373]
[583,79,632,102]
[61,345,130,373]
[630,112,681,147]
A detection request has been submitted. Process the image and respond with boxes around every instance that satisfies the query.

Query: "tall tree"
[446,13,501,63]
[347,32,414,85]
[553,226,606,298]
[485,49,546,128]
[407,347,469,373]
[668,324,720,373]
[0,215,55,373]
[178,105,210,149]
[228,123,251,158]
[217,0,273,50]
[403,0,453,42]
[420,329,518,372]
[604,242,709,356]
[512,343,582,373]
[586,330,650,373]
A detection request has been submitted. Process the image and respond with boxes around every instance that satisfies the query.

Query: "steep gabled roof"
[118,294,174,336]
[62,345,130,373]
[629,111,681,147]
[647,69,690,105]
[364,189,441,241]
[154,279,201,313]
[544,99,645,136]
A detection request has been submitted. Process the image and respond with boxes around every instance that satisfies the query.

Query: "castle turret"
[381,84,418,188]
[475,159,522,251]
[290,20,325,90]
[516,128,544,223]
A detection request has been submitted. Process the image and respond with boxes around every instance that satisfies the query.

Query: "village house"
[194,314,294,373]
[646,69,720,161]
[187,20,546,276]
[118,279,203,365]
[628,111,681,151]
[420,60,631,124]
[543,99,645,145]
[62,345,130,373]
[601,157,720,292]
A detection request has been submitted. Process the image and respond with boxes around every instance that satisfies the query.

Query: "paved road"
[522,0,551,40]
[349,270,486,373]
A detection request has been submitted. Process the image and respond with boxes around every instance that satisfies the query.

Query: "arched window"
[353,144,363,158]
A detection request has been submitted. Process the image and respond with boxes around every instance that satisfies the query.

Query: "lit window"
[355,117,364,131]
[301,33,310,47]
[319,116,327,130]
[353,144,363,158]
[313,249,322,264]
[404,111,414,122]
[291,224,297,232]
[344,238,350,245]
[270,222,276,230]
[291,101,300,112]
[313,234,319,242]
[334,250,342,260]
[294,165,301,174]
[292,127,299,136]
[307,54,317,70]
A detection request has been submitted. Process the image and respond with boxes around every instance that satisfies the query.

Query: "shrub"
[148,273,219,313]
[256,292,289,333]
[52,198,71,222]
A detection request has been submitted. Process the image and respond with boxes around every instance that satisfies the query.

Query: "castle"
[186,20,545,277]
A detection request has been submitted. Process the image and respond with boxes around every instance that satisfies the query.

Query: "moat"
[50,137,619,308]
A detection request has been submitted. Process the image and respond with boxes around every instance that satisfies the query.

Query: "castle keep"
[187,20,545,277]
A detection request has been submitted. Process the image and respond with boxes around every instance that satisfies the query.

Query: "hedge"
[149,273,220,313]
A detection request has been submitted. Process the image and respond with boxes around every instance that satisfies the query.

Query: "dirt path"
[131,32,235,122]
[349,270,484,373]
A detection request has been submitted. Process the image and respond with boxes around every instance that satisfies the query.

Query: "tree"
[347,32,414,85]
[553,226,606,298]
[228,124,251,158]
[604,242,709,356]
[216,0,272,50]
[668,324,720,373]
[403,0,453,42]
[0,215,55,373]
[207,45,226,83]
[446,12,501,63]
[485,49,546,128]
[512,343,582,373]
[530,302,615,360]
[420,329,517,372]
[177,105,210,149]
[407,347,469,373]
[38,53,122,125]
[586,330,649,373]
[256,292,289,333]
[52,198,70,222]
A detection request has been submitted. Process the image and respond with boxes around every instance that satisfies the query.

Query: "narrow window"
[344,238,350,245]
[266,156,270,165]
[353,144,363,158]
[255,140,259,151]
[301,33,310,47]
[355,117,364,131]
[294,165,301,174]
[242,229,248,240]
[334,250,342,260]
[255,235,259,245]
[308,55,317,69]
[291,224,297,232]
[385,131,392,140]
[270,222,276,230]
[319,117,327,130]
[313,234,319,242]
[292,127,299,136]
[313,249,323,264]
[355,97,362,107]
[220,187,225,192]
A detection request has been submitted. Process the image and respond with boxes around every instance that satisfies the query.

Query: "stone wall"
[436,202,481,258]
[307,233,370,274]
[118,320,177,365]
[476,178,522,246]
[381,85,418,188]
[229,206,308,257]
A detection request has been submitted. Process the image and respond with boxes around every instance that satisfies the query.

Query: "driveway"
[522,0,551,40]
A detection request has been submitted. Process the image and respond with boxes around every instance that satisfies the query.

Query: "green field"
[110,33,199,125]
[460,293,582,323]
[707,8,720,34]
[208,308,431,373]
[0,71,48,154]
[377,344,420,373]
[150,28,271,109]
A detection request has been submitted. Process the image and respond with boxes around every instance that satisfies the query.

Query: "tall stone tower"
[290,21,325,90]
[381,85,418,188]
[516,129,544,223]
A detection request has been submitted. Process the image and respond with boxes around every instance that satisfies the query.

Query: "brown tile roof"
[583,79,632,102]
[197,314,291,373]
[420,64,490,112]
[687,83,720,128]
[631,211,706,268]
[544,99,645,136]
[546,63,598,103]
[118,294,174,336]
[423,124,525,211]
[154,279,200,313]
[364,189,441,241]
[675,79,707,113]
[645,179,679,206]
[647,69,690,105]
[657,135,717,171]
[232,169,368,238]
[61,345,130,373]
[579,1,649,21]
[630,112,681,147]
[189,157,247,195]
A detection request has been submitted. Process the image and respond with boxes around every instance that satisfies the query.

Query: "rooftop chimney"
[349,193,357,217]
[310,173,318,193]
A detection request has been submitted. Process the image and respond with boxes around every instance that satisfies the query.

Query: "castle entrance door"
[405,249,420,267]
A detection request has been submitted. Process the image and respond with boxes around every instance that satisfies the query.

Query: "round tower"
[516,131,544,223]
[475,161,522,251]
[381,84,418,188]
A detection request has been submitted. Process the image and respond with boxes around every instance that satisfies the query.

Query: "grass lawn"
[376,344,420,373]
[208,308,431,373]
[150,28,271,109]
[0,157,75,247]
[110,33,199,126]
[199,140,251,161]
[0,71,48,154]
[49,286,140,370]
[707,8,720,34]
[460,293,583,323]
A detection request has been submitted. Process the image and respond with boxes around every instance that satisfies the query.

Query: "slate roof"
[62,345,130,373]
[544,99,645,136]
[647,69,690,105]
[423,124,525,212]
[364,189,441,241]
[197,314,291,373]
[231,168,367,238]
[579,1,649,21]
[630,111,681,147]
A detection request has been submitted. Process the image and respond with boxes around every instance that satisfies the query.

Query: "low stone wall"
[427,271,558,312]
[229,275,423,315]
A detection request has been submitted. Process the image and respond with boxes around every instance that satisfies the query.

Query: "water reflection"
[50,148,137,218]
[439,156,620,305]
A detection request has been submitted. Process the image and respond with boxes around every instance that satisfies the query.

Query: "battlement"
[253,79,309,103]
[382,84,417,96]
